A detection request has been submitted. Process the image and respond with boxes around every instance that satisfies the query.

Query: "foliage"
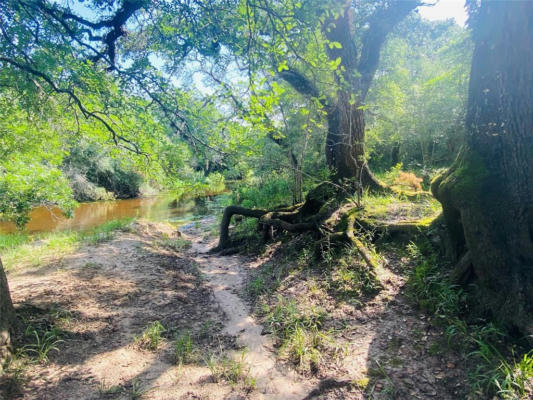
[329,245,381,300]
[233,173,293,209]
[367,16,472,170]
[23,328,63,364]
[406,240,533,398]
[63,140,143,201]
[206,350,256,390]
[0,159,77,227]
[174,331,196,365]
[262,296,329,369]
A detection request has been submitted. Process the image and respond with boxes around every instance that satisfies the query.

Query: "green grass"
[0,354,29,398]
[84,218,134,244]
[135,321,166,351]
[129,379,146,400]
[328,244,381,300]
[23,328,64,364]
[0,217,134,271]
[406,239,533,399]
[262,295,330,370]
[157,235,191,252]
[360,192,441,222]
[206,350,256,390]
[174,331,196,365]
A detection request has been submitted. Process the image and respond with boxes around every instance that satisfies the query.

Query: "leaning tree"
[432,0,533,334]
[215,0,421,251]
[279,0,420,186]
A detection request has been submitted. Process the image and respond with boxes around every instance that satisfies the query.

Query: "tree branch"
[0,56,146,155]
[357,0,421,100]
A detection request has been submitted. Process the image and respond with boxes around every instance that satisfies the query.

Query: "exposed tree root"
[450,250,473,284]
[212,206,269,252]
[345,212,380,271]
[212,186,385,276]
[212,183,434,279]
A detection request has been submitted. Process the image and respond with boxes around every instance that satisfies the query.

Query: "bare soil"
[3,219,468,400]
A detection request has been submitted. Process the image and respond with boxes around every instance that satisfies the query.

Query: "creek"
[0,194,229,234]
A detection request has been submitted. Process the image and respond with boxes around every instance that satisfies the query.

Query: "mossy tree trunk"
[0,257,15,368]
[432,1,533,334]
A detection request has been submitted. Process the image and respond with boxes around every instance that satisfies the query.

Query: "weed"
[98,379,122,395]
[263,296,330,370]
[353,376,370,390]
[406,239,533,398]
[0,355,28,398]
[248,276,265,297]
[495,350,533,399]
[329,244,381,299]
[206,350,256,390]
[129,379,146,400]
[199,320,215,339]
[50,308,73,328]
[174,331,195,365]
[84,218,133,245]
[135,321,166,351]
[23,328,63,363]
[160,236,191,252]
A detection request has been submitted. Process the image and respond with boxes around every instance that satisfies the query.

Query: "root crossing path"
[184,221,316,400]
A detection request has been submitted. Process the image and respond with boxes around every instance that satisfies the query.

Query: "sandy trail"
[184,222,315,400]
[3,220,320,400]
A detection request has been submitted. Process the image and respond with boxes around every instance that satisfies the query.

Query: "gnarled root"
[211,205,269,252]
[345,212,380,271]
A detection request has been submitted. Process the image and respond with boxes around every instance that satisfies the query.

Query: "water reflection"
[0,195,227,234]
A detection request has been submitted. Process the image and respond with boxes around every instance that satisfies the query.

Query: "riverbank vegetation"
[1,0,533,399]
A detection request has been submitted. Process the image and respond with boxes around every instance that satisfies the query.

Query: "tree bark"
[214,206,268,251]
[0,257,15,368]
[281,0,419,185]
[432,1,533,334]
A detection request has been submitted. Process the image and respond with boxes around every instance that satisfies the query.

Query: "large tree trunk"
[0,257,15,368]
[432,1,533,334]
[326,92,385,190]
[326,93,365,181]
[322,0,418,186]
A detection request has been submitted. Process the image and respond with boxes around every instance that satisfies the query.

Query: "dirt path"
[183,222,315,399]
[3,219,467,400]
[3,220,316,400]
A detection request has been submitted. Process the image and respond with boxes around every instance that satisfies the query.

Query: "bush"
[234,173,292,209]
[63,141,142,201]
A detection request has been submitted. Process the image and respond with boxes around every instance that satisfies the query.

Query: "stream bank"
[2,217,468,399]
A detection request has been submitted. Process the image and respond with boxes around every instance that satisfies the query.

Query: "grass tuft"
[23,327,63,364]
[174,331,196,365]
[135,321,166,351]
[262,296,330,371]
[206,350,256,390]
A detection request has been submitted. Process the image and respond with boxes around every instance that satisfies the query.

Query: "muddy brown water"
[0,194,228,234]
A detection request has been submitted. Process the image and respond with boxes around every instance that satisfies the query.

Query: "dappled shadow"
[4,223,238,400]
[235,232,472,399]
[293,245,470,400]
